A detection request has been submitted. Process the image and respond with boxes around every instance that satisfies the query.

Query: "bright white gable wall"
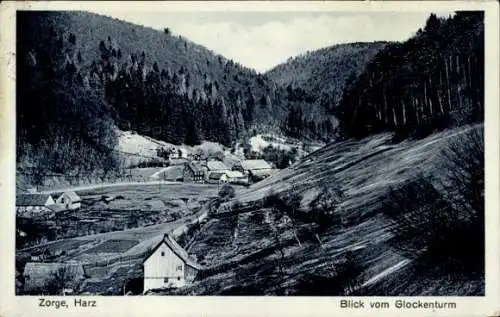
[144,243,186,292]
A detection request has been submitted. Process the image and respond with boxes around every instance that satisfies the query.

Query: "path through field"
[37,180,182,195]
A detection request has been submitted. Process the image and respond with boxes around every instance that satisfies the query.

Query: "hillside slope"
[158,124,483,296]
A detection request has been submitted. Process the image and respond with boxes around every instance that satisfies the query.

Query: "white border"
[1,2,499,317]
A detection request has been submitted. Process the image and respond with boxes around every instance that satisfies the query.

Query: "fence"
[82,252,146,271]
[17,171,172,193]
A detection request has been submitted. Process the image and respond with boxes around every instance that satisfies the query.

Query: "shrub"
[309,185,344,230]
[294,251,365,295]
[218,184,235,202]
[231,200,242,212]
[45,266,79,295]
[440,128,484,221]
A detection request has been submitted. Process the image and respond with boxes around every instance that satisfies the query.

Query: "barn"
[56,191,81,210]
[204,160,230,181]
[232,159,273,181]
[205,160,229,173]
[183,162,205,182]
[16,194,55,216]
[143,234,203,293]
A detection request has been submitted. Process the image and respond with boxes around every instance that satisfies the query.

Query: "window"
[176,265,182,271]
[161,251,165,256]
[164,278,168,283]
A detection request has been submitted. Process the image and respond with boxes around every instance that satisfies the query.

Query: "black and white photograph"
[4,1,497,306]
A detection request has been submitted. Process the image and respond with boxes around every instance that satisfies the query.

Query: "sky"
[88,10,454,73]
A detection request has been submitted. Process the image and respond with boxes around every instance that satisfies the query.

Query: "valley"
[15,9,485,298]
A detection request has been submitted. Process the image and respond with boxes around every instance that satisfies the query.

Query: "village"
[10,7,488,301]
[15,150,279,295]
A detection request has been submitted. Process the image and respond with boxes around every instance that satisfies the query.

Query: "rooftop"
[145,234,204,270]
[206,160,229,171]
[238,159,272,171]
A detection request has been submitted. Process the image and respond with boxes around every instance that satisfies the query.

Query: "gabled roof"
[238,159,272,171]
[61,191,81,202]
[249,169,273,177]
[144,234,203,270]
[209,172,226,180]
[16,194,54,206]
[206,160,229,171]
[185,161,205,174]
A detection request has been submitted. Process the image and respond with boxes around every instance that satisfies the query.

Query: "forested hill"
[17,11,290,146]
[266,42,387,141]
[336,12,484,139]
[16,10,299,175]
[267,42,387,115]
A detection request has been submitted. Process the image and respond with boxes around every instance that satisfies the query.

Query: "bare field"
[85,239,139,254]
[17,183,220,263]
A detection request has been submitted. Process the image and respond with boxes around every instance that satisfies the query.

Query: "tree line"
[336,11,484,139]
[16,15,119,179]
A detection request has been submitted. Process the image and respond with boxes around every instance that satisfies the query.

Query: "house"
[16,194,55,216]
[232,159,273,181]
[143,234,203,293]
[56,191,81,210]
[22,262,85,294]
[224,170,249,185]
[207,172,228,184]
[183,161,205,182]
[204,160,230,180]
[205,160,229,173]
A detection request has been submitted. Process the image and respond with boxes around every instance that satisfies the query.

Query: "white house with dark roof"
[56,191,81,210]
[16,194,55,215]
[143,234,203,293]
[204,160,230,181]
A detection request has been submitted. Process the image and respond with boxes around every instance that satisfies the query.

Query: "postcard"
[0,1,499,316]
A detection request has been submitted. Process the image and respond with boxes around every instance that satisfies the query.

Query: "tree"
[45,266,79,295]
[263,191,287,275]
[184,118,200,146]
[68,33,76,45]
[309,184,344,227]
[263,190,303,248]
[218,184,235,202]
[441,128,484,220]
[336,12,484,140]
